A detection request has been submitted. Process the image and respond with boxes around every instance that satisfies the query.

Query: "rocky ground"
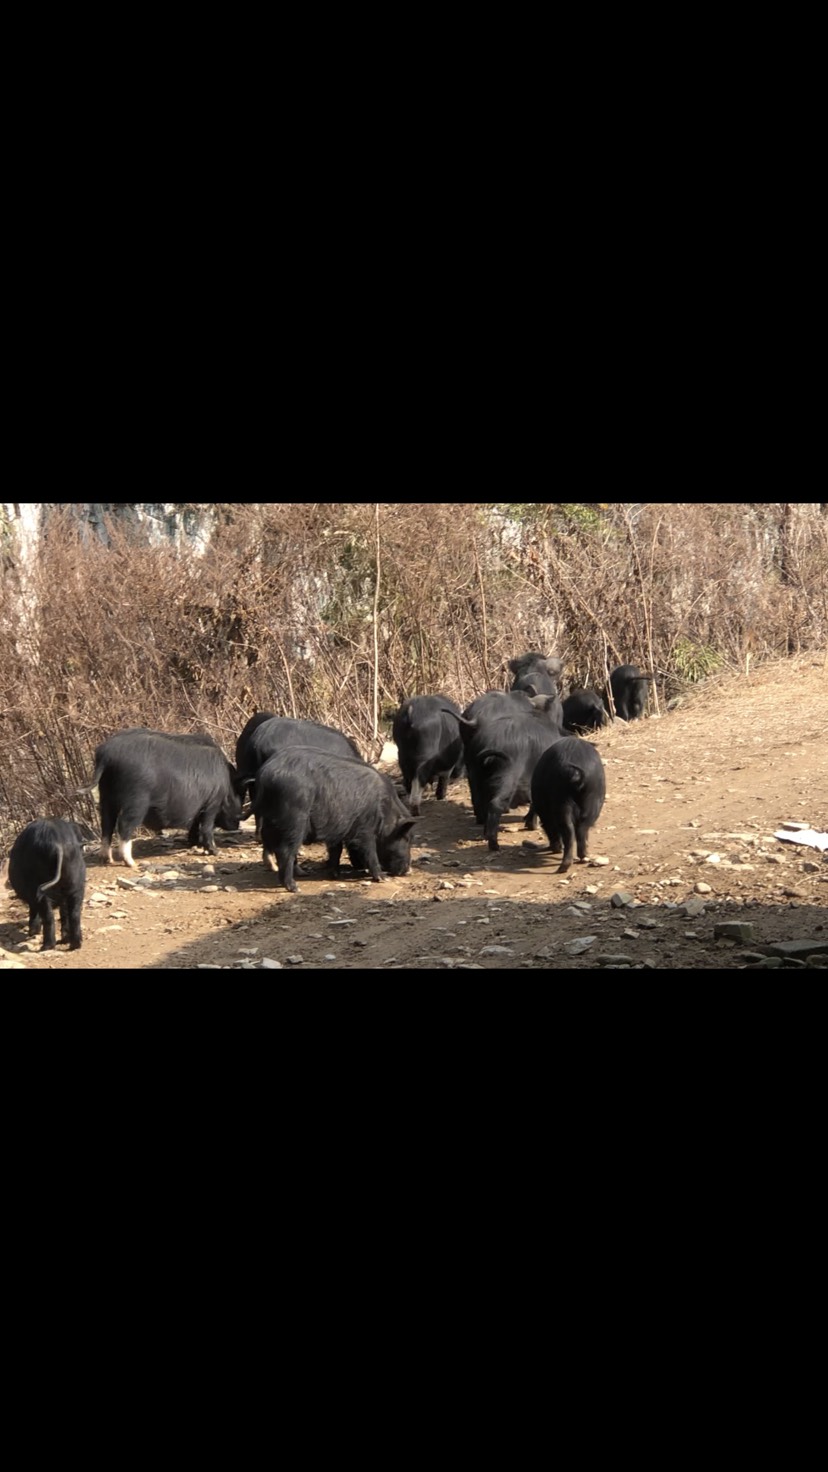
[2,654,826,971]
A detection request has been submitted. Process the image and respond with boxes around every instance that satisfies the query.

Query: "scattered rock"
[200,885,219,893]
[564,936,597,955]
[694,881,712,894]
[438,880,455,890]
[714,922,755,943]
[595,954,634,967]
[285,955,304,965]
[328,919,357,927]
[260,958,283,969]
[754,939,828,959]
[637,917,658,929]
[611,891,634,908]
[479,945,514,956]
[590,856,610,867]
[117,876,139,889]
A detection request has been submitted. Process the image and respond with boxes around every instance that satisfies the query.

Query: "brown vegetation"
[1,502,825,852]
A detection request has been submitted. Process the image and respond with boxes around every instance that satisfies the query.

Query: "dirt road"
[2,655,826,970]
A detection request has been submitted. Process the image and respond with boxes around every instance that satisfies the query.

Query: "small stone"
[200,884,219,893]
[117,876,138,889]
[202,864,216,876]
[438,880,455,890]
[714,922,755,943]
[763,939,828,959]
[323,954,336,962]
[564,936,597,955]
[590,856,610,867]
[681,897,706,918]
[637,917,658,929]
[160,870,180,881]
[238,948,259,956]
[479,945,514,956]
[285,955,304,965]
[694,881,712,894]
[802,861,821,873]
[353,939,369,947]
[611,891,633,908]
[260,958,283,969]
[684,931,699,939]
[328,919,357,927]
[705,853,722,864]
[595,954,634,967]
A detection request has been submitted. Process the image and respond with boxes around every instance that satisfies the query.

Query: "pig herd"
[3,655,652,952]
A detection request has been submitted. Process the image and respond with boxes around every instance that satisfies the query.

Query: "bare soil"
[3,655,827,971]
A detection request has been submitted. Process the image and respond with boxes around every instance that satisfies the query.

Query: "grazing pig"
[77,729,242,865]
[530,738,606,873]
[253,746,416,892]
[509,651,564,697]
[608,664,653,721]
[234,714,365,836]
[235,711,278,776]
[7,818,88,950]
[392,695,464,815]
[444,699,565,850]
[562,688,608,732]
[455,691,565,827]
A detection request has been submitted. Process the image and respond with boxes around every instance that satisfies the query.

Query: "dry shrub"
[1,501,825,853]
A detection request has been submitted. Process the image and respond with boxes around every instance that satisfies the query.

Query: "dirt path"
[3,655,826,970]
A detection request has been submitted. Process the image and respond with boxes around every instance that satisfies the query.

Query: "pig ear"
[393,818,418,839]
[508,658,522,674]
[523,682,538,697]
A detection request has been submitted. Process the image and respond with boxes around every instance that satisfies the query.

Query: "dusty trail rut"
[2,655,826,971]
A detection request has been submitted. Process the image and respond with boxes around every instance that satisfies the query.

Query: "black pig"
[7,818,88,950]
[253,746,416,893]
[392,695,464,815]
[530,738,606,873]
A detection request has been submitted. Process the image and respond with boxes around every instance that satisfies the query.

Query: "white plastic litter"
[774,827,828,852]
